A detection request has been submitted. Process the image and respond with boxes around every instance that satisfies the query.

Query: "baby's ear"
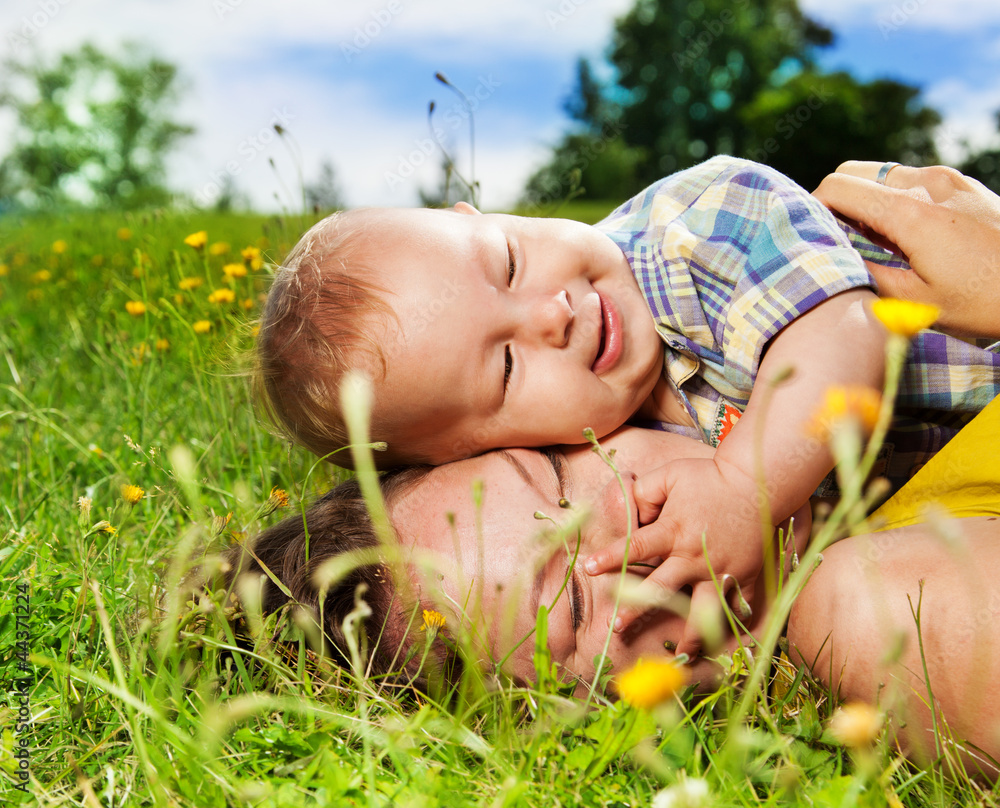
[453,201,481,216]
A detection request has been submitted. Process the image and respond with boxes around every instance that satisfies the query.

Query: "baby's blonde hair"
[253,211,393,466]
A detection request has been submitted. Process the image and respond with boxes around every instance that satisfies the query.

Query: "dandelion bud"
[77,496,92,526]
[211,512,233,536]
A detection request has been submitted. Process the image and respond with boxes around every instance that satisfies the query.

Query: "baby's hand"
[583,456,765,655]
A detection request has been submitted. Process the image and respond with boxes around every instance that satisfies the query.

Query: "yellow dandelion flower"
[91,254,104,267]
[184,231,208,250]
[422,609,446,631]
[208,288,235,304]
[222,262,247,279]
[154,338,170,352]
[0,264,8,276]
[251,324,261,337]
[88,443,104,458]
[173,293,186,306]
[120,484,145,505]
[125,300,146,316]
[94,521,117,535]
[52,239,68,254]
[871,298,940,339]
[260,486,290,516]
[806,385,882,440]
[178,276,203,291]
[241,246,263,270]
[117,227,132,241]
[31,269,52,283]
[209,241,230,256]
[132,267,144,279]
[193,319,212,334]
[269,487,290,509]
[828,702,883,748]
[240,297,254,311]
[616,657,689,709]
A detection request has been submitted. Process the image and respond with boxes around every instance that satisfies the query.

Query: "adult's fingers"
[865,258,929,301]
[812,174,924,250]
[829,161,975,203]
[830,160,930,191]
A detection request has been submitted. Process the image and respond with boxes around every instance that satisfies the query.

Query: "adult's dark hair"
[223,468,463,694]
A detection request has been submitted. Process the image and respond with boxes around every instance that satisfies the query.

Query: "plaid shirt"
[597,156,1000,495]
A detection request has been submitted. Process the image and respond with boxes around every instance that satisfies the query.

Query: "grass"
[0,205,995,806]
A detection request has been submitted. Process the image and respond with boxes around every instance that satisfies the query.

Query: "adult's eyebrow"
[495,449,535,490]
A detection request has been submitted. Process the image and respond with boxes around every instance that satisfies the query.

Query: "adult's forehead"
[392,450,539,522]
[389,451,551,609]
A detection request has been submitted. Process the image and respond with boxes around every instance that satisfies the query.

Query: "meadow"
[1,206,996,806]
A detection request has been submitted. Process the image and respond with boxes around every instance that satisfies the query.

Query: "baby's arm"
[586,289,886,653]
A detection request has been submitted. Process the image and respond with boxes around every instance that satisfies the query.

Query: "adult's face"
[390,427,810,689]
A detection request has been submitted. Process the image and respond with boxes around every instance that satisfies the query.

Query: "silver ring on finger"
[875,161,901,185]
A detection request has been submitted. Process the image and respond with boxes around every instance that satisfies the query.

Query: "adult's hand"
[813,161,1000,339]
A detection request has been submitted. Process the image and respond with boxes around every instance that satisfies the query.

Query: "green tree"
[0,43,194,208]
[525,0,941,200]
[740,71,940,190]
[610,0,832,183]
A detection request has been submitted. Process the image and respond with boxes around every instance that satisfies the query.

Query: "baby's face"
[357,203,663,463]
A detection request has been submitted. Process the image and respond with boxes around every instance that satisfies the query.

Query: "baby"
[256,156,1000,649]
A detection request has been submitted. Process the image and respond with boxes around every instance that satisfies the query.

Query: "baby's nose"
[530,289,573,347]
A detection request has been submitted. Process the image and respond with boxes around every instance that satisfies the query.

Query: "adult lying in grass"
[225,161,1000,775]
[224,410,1000,777]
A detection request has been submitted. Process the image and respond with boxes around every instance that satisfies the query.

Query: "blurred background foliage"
[0,43,194,210]
[1,0,1000,213]
[523,0,998,206]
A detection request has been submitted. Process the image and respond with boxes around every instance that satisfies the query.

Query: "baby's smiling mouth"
[590,291,623,375]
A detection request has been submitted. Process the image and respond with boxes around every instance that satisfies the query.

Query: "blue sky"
[2,0,999,210]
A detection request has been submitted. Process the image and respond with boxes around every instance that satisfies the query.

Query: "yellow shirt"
[871,396,1000,531]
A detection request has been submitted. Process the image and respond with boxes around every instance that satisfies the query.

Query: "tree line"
[3,0,999,212]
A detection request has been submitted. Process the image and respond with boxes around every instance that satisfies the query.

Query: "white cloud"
[801,0,1000,32]
[926,77,1000,162]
